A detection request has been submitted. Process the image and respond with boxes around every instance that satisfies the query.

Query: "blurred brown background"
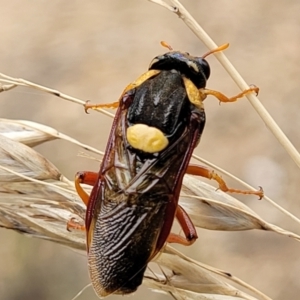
[0,1,299,299]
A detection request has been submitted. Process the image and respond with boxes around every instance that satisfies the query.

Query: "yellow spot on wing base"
[122,70,161,94]
[182,77,204,109]
[127,124,169,153]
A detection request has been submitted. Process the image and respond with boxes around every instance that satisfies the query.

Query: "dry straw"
[0,1,299,300]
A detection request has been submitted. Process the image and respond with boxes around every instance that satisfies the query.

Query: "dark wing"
[85,73,205,295]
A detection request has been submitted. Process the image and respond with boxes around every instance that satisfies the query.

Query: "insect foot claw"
[66,217,85,232]
[75,171,85,182]
[84,100,91,114]
[249,84,259,96]
[257,186,264,200]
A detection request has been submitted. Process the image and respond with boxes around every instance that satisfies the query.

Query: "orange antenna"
[160,41,173,51]
[202,43,229,59]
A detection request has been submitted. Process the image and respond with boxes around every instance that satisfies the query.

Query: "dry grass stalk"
[149,0,300,169]
[0,126,284,300]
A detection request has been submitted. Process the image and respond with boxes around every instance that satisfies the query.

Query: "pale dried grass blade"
[0,118,103,155]
[0,134,274,299]
[0,118,57,146]
[152,252,261,300]
[145,280,250,300]
[0,82,17,92]
[192,154,300,226]
[0,135,86,248]
[181,176,300,241]
[0,73,114,118]
[165,246,272,300]
[0,134,60,181]
[148,0,175,11]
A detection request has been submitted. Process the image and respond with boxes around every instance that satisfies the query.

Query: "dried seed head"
[0,135,61,182]
[0,119,57,146]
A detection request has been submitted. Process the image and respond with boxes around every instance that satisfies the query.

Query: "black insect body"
[74,43,262,297]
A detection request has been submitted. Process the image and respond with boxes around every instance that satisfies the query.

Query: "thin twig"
[0,73,114,118]
[164,0,300,169]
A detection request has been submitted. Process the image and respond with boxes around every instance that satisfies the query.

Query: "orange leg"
[186,164,264,199]
[70,171,99,232]
[84,100,119,112]
[75,171,98,206]
[167,205,198,246]
[84,69,160,112]
[201,85,259,103]
[67,217,86,232]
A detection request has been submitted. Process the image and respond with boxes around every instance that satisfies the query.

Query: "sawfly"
[71,42,263,297]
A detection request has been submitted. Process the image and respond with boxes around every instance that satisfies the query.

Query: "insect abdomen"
[88,197,168,296]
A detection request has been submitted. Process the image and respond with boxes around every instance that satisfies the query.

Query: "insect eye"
[198,59,210,80]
